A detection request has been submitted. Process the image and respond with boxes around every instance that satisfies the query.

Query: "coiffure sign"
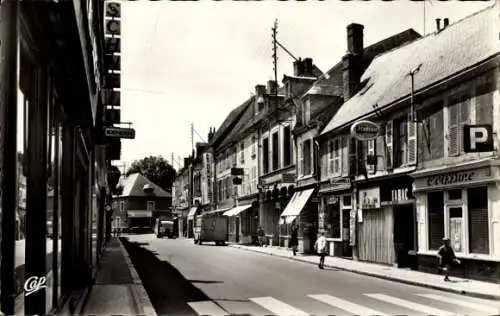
[350,120,380,141]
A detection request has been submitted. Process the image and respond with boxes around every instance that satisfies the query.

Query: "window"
[421,103,444,161]
[395,118,407,167]
[468,187,489,254]
[252,136,257,158]
[475,80,494,125]
[240,142,245,163]
[283,126,291,167]
[263,137,269,174]
[272,131,279,171]
[119,201,124,212]
[366,139,375,173]
[448,93,470,156]
[385,121,393,169]
[302,139,312,176]
[329,138,341,175]
[428,191,444,250]
[232,148,237,167]
[147,201,156,211]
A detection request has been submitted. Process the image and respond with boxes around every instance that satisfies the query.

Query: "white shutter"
[367,139,375,173]
[385,120,393,169]
[459,94,470,154]
[407,114,417,165]
[448,100,459,157]
[298,143,303,176]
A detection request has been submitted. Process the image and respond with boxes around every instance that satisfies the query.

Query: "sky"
[117,0,493,171]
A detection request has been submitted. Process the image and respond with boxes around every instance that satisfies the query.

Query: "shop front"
[187,206,198,238]
[318,178,353,258]
[412,159,500,282]
[224,200,258,244]
[355,175,416,266]
[280,187,317,254]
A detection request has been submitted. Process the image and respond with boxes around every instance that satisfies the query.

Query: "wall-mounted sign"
[464,125,494,153]
[427,171,475,187]
[106,1,121,18]
[350,120,380,141]
[359,187,380,209]
[105,127,135,139]
[414,167,492,192]
[392,188,409,202]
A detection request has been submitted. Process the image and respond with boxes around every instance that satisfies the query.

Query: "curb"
[119,238,158,316]
[229,245,500,301]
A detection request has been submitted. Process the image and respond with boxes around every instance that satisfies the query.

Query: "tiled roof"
[320,4,499,136]
[217,96,257,150]
[210,98,253,147]
[121,173,172,198]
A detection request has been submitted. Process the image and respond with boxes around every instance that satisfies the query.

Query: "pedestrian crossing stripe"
[365,293,456,316]
[186,293,500,316]
[417,293,500,314]
[308,294,387,316]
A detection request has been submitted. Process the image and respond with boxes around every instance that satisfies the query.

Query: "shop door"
[342,208,353,257]
[235,218,240,243]
[393,204,415,268]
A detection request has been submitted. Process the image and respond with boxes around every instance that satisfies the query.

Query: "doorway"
[393,203,416,268]
[235,217,240,243]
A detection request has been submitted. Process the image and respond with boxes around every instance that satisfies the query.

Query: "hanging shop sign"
[359,187,380,209]
[105,127,135,139]
[350,120,380,141]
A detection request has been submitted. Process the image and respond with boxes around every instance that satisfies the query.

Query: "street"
[122,234,500,316]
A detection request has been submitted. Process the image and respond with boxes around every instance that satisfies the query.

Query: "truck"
[193,210,227,246]
[154,218,175,238]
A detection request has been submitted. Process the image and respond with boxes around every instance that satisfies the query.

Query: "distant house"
[113,173,172,232]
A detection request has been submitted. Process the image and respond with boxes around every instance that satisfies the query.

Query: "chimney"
[436,18,441,31]
[343,23,364,101]
[304,58,314,76]
[347,23,364,56]
[255,84,266,96]
[293,58,304,76]
[208,127,215,142]
[267,80,278,95]
[443,18,449,28]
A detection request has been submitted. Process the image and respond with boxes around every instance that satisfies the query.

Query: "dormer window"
[257,96,265,113]
[143,184,154,195]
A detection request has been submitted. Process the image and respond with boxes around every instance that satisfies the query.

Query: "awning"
[160,220,173,224]
[127,210,152,218]
[223,204,252,217]
[202,208,230,217]
[187,207,198,218]
[280,188,314,224]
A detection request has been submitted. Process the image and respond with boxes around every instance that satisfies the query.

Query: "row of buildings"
[0,0,127,315]
[173,4,499,283]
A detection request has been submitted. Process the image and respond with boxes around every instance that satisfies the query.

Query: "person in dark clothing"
[437,237,461,281]
[257,226,265,247]
[289,224,298,256]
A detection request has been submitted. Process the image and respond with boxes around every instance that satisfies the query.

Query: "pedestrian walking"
[437,237,461,281]
[314,231,327,270]
[257,226,265,247]
[289,224,298,256]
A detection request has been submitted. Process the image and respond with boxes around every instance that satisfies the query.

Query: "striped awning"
[223,204,252,217]
[280,189,314,224]
[187,207,198,218]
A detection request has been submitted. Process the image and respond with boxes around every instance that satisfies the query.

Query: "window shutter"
[334,138,341,174]
[407,114,417,165]
[342,137,349,176]
[367,139,375,173]
[298,143,303,176]
[328,140,334,174]
[459,94,470,154]
[321,143,327,180]
[338,137,343,175]
[448,100,459,157]
[385,120,393,169]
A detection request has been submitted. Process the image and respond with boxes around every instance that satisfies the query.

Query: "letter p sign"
[464,125,494,153]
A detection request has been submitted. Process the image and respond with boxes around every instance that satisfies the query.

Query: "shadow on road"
[188,279,225,284]
[121,237,218,315]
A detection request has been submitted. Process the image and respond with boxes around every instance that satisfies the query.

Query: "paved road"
[122,234,500,316]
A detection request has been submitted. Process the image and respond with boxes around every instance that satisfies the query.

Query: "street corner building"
[0,0,128,315]
[171,2,500,285]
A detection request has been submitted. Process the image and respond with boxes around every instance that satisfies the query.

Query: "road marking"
[187,301,228,316]
[417,293,500,314]
[365,293,456,316]
[308,294,387,316]
[249,297,309,316]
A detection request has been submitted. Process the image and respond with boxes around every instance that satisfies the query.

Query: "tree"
[126,156,176,191]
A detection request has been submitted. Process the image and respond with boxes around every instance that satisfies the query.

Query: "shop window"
[343,195,351,207]
[326,202,341,239]
[468,187,489,254]
[428,191,444,250]
[448,206,463,252]
[119,201,124,211]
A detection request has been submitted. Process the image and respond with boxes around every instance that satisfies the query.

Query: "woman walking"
[314,231,327,269]
[289,224,298,256]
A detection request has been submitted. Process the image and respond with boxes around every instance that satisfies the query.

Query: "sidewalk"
[80,238,157,316]
[229,244,500,301]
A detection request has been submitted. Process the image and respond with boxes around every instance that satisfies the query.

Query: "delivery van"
[194,210,227,246]
[154,218,175,238]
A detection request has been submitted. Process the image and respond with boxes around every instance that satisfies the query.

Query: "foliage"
[126,156,176,191]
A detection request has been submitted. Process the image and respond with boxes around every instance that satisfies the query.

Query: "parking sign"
[463,125,494,153]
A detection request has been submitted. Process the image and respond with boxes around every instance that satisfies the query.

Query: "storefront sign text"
[350,120,380,141]
[24,276,47,296]
[427,171,475,187]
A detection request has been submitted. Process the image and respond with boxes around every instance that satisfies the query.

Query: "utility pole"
[0,1,19,314]
[271,19,279,246]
